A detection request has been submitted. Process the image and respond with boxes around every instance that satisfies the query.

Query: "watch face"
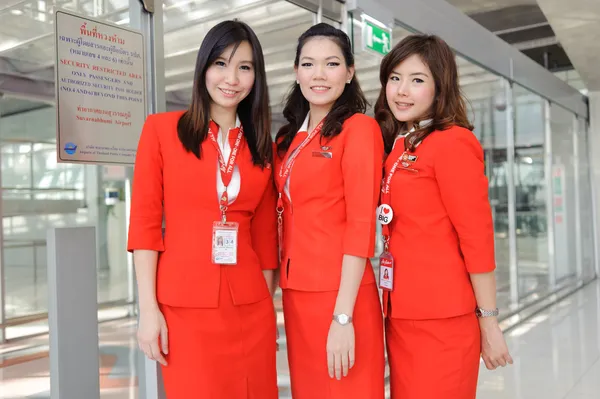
[337,314,349,324]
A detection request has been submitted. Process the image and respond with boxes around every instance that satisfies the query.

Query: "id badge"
[212,222,239,265]
[379,251,394,291]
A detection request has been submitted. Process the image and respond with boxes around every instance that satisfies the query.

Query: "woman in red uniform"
[374,34,513,398]
[275,23,385,398]
[127,20,278,398]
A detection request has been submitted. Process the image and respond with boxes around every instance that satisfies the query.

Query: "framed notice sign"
[55,9,146,165]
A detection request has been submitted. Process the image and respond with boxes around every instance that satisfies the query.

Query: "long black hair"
[276,23,368,154]
[177,20,271,166]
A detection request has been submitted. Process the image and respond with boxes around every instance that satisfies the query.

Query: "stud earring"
[346,79,351,84]
[296,80,300,84]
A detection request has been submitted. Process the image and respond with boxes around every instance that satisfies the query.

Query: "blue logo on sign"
[64,142,77,155]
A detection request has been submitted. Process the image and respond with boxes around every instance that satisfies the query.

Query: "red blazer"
[127,111,277,308]
[384,125,496,319]
[276,113,384,291]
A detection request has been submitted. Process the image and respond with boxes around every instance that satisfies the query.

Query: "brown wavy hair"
[375,34,473,153]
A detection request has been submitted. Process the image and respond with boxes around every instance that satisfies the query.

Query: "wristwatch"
[475,307,499,318]
[332,313,353,326]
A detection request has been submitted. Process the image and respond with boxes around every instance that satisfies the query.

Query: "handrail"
[2,187,80,192]
[0,299,135,329]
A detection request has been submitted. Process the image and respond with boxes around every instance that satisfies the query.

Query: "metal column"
[544,101,557,287]
[341,2,349,33]
[316,0,323,23]
[0,95,5,343]
[128,1,166,398]
[573,116,583,279]
[587,113,600,278]
[505,79,519,305]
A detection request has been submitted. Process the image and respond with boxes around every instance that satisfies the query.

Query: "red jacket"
[127,111,278,307]
[276,113,384,291]
[384,125,496,319]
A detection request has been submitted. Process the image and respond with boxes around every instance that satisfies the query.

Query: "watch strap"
[476,307,499,318]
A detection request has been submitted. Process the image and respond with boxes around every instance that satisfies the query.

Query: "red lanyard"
[275,120,323,213]
[208,122,244,223]
[274,120,323,261]
[380,139,408,244]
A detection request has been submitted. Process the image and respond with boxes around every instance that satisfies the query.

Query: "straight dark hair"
[276,23,368,154]
[375,34,473,154]
[177,20,272,166]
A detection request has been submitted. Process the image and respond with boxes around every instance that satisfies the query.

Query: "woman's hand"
[138,306,169,366]
[326,321,356,380]
[480,318,513,370]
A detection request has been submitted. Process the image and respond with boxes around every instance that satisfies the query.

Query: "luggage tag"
[212,221,239,265]
[379,251,394,291]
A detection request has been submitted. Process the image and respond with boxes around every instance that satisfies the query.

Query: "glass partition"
[550,104,578,283]
[457,57,512,311]
[162,0,315,131]
[577,118,595,280]
[513,85,549,299]
[351,18,412,114]
[0,0,133,339]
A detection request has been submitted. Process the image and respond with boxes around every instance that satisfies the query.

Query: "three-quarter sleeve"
[127,115,165,252]
[250,169,278,270]
[434,128,496,273]
[341,115,384,258]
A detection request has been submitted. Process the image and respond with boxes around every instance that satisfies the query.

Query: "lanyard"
[274,120,323,261]
[380,139,408,249]
[208,123,244,223]
[275,120,324,214]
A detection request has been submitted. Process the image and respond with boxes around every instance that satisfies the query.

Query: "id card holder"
[212,221,239,265]
[379,251,394,291]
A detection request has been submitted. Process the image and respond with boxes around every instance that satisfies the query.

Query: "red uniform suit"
[127,111,278,399]
[382,126,496,399]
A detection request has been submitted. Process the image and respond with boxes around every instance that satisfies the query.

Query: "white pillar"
[84,165,109,272]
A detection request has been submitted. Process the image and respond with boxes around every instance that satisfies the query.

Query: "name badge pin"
[377,204,393,225]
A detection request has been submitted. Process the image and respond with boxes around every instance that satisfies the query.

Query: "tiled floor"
[1,280,599,398]
[477,280,600,399]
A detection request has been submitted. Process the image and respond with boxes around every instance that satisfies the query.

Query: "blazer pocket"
[312,150,333,159]
[397,166,418,174]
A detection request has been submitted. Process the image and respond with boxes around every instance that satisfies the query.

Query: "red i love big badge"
[377,204,393,225]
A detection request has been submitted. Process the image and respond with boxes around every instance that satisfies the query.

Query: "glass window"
[350,18,413,115]
[577,118,595,279]
[0,1,133,337]
[457,57,512,312]
[513,85,549,299]
[162,0,315,133]
[550,104,578,283]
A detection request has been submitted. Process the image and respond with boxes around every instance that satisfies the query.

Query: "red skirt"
[386,313,481,399]
[283,283,385,399]
[159,268,278,399]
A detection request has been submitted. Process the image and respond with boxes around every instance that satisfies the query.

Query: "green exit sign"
[363,17,392,56]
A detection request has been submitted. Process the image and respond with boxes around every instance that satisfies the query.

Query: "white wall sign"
[55,10,146,165]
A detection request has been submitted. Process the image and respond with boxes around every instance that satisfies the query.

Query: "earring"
[296,80,299,84]
[346,79,351,84]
